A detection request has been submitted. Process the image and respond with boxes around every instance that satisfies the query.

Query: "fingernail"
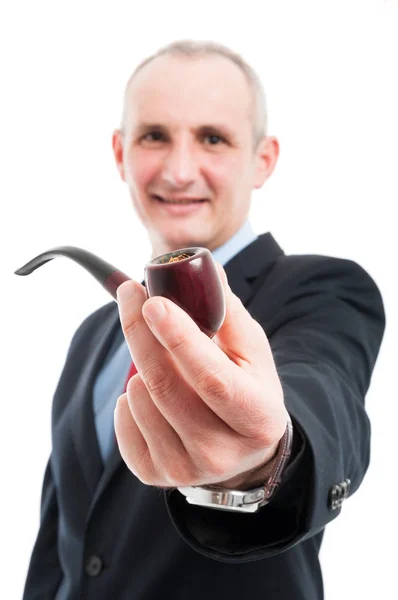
[143,299,166,324]
[117,281,136,303]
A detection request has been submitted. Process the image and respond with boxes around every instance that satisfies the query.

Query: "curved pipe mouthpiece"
[15,245,226,338]
[14,246,130,300]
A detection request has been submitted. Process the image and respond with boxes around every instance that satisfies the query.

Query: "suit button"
[342,478,351,498]
[329,484,343,510]
[85,555,103,577]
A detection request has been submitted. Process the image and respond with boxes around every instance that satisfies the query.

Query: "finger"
[127,367,255,481]
[117,280,234,446]
[116,377,256,488]
[124,373,194,487]
[214,261,277,383]
[141,294,273,438]
[116,280,155,363]
[114,391,151,480]
[117,279,187,401]
[117,280,182,382]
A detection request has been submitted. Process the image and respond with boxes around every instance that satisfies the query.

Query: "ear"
[112,129,126,182]
[252,136,280,190]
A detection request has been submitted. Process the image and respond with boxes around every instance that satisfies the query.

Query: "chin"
[162,229,210,250]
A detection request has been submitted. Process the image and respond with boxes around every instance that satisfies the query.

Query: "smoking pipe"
[14,246,226,338]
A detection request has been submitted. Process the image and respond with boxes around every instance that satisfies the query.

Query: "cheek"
[125,150,160,189]
[208,156,243,192]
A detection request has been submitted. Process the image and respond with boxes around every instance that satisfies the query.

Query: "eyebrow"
[134,122,237,142]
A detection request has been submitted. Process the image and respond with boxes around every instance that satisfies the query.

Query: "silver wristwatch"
[177,414,294,513]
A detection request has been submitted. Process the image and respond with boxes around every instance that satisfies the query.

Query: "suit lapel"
[85,232,284,510]
[224,232,284,302]
[88,433,124,515]
[69,305,120,496]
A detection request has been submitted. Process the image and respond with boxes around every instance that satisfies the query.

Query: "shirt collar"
[211,220,258,267]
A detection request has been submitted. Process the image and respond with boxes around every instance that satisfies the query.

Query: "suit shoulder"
[79,300,116,328]
[274,252,382,293]
[263,252,386,332]
[67,300,117,354]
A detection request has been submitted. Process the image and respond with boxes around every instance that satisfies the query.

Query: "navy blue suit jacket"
[23,233,385,599]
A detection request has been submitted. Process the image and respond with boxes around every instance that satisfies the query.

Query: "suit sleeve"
[22,456,63,600]
[164,256,385,561]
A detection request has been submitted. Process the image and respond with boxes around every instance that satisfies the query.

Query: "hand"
[114,263,288,490]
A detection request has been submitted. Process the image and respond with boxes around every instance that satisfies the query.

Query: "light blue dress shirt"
[93,220,258,463]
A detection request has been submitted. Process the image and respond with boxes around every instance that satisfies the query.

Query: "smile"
[153,195,207,205]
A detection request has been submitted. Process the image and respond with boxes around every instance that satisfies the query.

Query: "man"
[23,40,385,599]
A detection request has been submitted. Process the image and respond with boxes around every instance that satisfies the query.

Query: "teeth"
[155,196,204,204]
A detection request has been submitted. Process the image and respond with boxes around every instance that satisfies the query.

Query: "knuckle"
[197,444,237,480]
[115,391,128,410]
[126,373,145,395]
[142,363,178,399]
[194,366,229,400]
[167,332,186,353]
[133,453,166,487]
[239,431,270,453]
[123,317,141,339]
[164,459,195,488]
[135,470,155,486]
[239,412,284,451]
[241,418,271,448]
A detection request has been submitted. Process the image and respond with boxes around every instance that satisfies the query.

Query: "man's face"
[113,54,278,257]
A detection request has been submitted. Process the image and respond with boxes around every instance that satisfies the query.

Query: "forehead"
[124,55,253,132]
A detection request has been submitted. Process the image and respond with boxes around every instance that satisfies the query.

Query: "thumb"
[214,262,272,376]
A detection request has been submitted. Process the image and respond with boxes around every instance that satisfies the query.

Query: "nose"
[160,137,199,188]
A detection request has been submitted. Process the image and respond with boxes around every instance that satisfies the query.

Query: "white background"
[1,1,397,598]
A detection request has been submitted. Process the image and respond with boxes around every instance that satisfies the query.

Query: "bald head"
[121,54,257,150]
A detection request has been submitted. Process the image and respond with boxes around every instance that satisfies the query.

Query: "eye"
[140,131,226,146]
[204,134,225,146]
[142,131,164,142]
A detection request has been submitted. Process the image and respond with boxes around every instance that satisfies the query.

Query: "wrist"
[217,444,279,490]
[177,415,294,513]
